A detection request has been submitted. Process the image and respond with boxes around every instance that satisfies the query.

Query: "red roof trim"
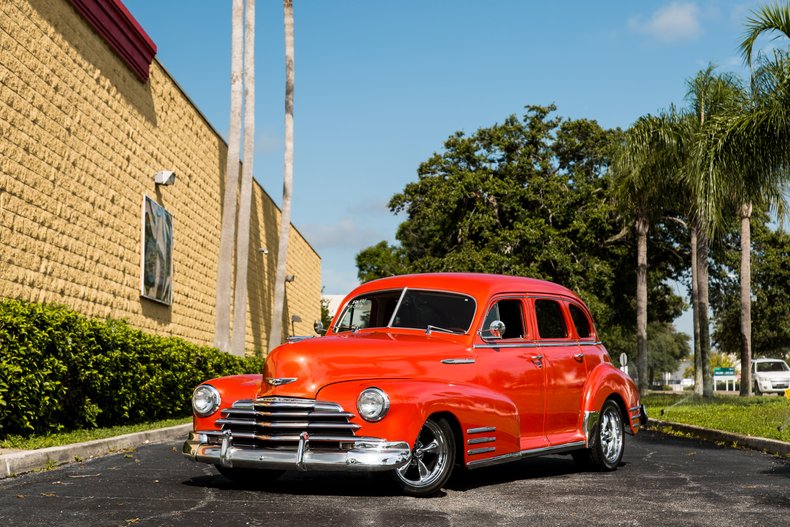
[66,0,157,82]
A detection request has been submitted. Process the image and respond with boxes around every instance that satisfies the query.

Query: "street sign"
[620,353,628,366]
[714,367,735,376]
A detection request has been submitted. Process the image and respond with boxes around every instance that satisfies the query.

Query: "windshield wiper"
[425,325,463,335]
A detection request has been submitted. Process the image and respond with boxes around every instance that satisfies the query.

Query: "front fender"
[191,374,263,431]
[316,379,520,464]
[581,363,641,434]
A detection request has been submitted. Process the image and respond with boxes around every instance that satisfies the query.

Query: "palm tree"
[684,66,746,397]
[268,0,295,352]
[614,114,681,396]
[740,2,790,67]
[214,0,244,353]
[230,0,257,357]
[700,7,790,393]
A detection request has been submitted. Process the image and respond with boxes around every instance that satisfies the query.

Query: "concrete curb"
[0,423,191,479]
[647,419,790,457]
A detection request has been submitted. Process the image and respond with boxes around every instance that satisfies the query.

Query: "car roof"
[350,272,584,304]
[752,358,787,362]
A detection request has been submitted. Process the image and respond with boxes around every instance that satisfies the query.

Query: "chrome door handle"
[530,354,544,367]
[574,353,584,361]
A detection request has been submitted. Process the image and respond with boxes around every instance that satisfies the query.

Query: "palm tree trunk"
[230,0,256,357]
[635,216,649,396]
[214,0,244,353]
[268,0,295,352]
[691,222,702,395]
[739,202,753,396]
[696,221,713,397]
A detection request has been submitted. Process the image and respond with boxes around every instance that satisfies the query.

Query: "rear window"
[569,304,592,339]
[535,299,568,339]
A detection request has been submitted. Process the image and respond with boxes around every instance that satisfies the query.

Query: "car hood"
[259,330,470,399]
[754,371,790,380]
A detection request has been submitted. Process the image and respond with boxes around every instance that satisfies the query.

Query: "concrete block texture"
[1,0,321,354]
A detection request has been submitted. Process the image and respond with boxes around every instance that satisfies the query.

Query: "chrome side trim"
[467,436,495,445]
[583,411,600,447]
[466,441,587,470]
[474,343,540,349]
[579,341,603,347]
[467,447,496,455]
[441,358,476,365]
[467,426,496,434]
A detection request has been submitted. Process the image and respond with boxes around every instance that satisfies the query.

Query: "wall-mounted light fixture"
[285,274,296,283]
[154,170,176,186]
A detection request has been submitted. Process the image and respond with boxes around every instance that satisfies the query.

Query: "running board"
[466,441,587,470]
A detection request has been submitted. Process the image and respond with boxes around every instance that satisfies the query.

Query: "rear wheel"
[392,417,455,497]
[588,399,624,471]
[216,466,284,485]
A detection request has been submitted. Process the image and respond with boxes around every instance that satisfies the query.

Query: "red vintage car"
[183,273,647,496]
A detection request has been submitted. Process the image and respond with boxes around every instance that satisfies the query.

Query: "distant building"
[1,0,321,353]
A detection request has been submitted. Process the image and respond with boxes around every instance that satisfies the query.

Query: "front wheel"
[588,399,624,471]
[753,382,762,396]
[391,417,455,497]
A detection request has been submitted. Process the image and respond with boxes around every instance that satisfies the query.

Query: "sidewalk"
[0,423,191,479]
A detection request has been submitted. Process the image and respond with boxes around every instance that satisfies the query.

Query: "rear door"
[532,297,587,445]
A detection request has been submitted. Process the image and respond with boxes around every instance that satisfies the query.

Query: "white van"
[752,359,790,395]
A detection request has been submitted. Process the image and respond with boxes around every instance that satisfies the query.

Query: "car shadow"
[183,455,599,496]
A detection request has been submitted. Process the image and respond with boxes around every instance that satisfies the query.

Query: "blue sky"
[124,0,769,335]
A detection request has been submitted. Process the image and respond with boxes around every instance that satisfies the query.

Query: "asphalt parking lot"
[0,429,787,527]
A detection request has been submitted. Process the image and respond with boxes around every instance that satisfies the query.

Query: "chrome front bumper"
[183,431,411,472]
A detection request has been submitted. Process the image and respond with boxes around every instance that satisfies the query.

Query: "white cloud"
[629,2,704,43]
[301,218,382,250]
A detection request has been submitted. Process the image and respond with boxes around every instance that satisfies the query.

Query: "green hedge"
[0,299,264,437]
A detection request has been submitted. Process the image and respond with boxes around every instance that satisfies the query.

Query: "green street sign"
[714,367,735,376]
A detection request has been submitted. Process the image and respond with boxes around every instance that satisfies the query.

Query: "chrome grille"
[215,397,360,449]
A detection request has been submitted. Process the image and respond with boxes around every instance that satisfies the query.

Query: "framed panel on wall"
[141,195,173,305]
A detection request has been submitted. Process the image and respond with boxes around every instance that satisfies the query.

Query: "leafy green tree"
[646,322,691,386]
[356,241,410,283]
[359,106,685,346]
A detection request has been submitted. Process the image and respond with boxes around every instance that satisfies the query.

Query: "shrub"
[0,299,264,437]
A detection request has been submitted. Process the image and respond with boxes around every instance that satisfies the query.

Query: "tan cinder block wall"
[0,0,321,353]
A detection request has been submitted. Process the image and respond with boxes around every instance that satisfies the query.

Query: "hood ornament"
[266,377,298,387]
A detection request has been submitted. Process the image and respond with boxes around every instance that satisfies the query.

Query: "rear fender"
[581,364,642,436]
[317,379,520,464]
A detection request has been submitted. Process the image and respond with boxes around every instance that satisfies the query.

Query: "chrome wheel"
[599,405,623,465]
[589,399,624,471]
[393,418,455,496]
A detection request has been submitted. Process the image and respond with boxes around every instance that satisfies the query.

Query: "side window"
[534,299,568,339]
[481,299,525,339]
[569,304,592,339]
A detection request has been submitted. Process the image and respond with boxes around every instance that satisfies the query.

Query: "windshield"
[755,361,790,372]
[334,288,476,334]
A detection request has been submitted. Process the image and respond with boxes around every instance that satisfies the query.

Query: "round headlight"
[357,388,390,422]
[192,384,221,417]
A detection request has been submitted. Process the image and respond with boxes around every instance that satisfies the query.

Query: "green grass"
[644,393,790,443]
[0,417,191,450]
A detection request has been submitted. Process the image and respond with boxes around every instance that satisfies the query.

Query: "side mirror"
[486,320,506,339]
[314,321,326,335]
